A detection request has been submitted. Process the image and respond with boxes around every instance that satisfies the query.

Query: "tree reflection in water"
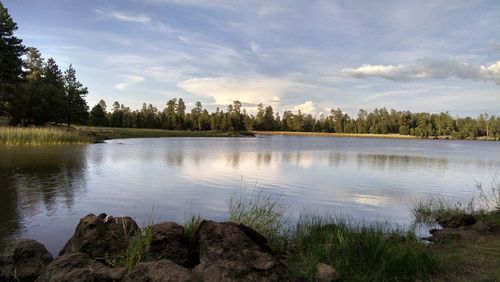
[0,145,88,251]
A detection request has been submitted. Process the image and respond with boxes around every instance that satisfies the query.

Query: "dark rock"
[426,221,497,243]
[429,228,439,234]
[122,259,192,282]
[193,220,287,281]
[145,222,190,266]
[315,263,340,281]
[59,213,139,259]
[35,252,126,282]
[437,214,475,228]
[0,239,53,281]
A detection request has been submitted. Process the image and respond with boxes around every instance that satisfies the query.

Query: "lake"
[1,135,499,255]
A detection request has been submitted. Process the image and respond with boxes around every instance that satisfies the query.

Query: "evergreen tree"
[64,64,88,125]
[24,47,44,80]
[43,58,64,87]
[89,100,107,126]
[40,58,66,123]
[0,2,26,121]
[176,98,186,129]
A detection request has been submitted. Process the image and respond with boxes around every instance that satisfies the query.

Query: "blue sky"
[4,0,500,116]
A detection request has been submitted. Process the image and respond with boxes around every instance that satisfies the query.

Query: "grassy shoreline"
[0,126,94,145]
[254,131,417,139]
[112,190,500,281]
[225,189,500,281]
[75,126,254,140]
[254,130,500,140]
[3,126,497,145]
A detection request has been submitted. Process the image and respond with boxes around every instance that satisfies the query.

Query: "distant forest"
[87,99,499,139]
[1,3,499,140]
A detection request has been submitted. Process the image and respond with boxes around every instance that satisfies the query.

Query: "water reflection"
[0,146,88,250]
[157,149,483,172]
[1,136,500,255]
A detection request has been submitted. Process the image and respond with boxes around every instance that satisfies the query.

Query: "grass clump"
[412,178,500,224]
[227,190,437,281]
[183,214,203,255]
[476,177,500,212]
[286,214,437,281]
[228,189,288,249]
[411,197,476,223]
[0,126,93,145]
[106,226,154,269]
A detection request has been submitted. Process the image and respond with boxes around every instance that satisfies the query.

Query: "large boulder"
[0,239,53,281]
[145,222,190,266]
[35,252,126,282]
[59,213,139,259]
[193,220,287,281]
[122,259,192,282]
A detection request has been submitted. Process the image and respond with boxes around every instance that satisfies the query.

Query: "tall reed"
[0,127,93,145]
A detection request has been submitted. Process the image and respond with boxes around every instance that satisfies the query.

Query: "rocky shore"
[2,212,499,281]
[0,213,289,282]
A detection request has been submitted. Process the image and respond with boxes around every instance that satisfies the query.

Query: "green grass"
[286,215,437,281]
[183,214,203,256]
[76,125,254,139]
[476,177,500,211]
[228,189,288,249]
[412,178,500,224]
[411,197,477,223]
[105,225,154,269]
[431,235,500,281]
[0,126,93,145]
[227,190,437,281]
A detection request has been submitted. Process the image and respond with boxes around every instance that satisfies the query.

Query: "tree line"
[89,99,500,139]
[0,3,88,126]
[2,3,499,140]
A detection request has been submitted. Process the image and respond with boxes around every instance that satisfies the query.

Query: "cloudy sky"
[5,0,500,116]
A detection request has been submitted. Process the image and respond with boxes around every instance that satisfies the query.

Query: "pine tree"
[0,2,26,118]
[43,58,64,87]
[64,64,89,125]
[24,47,44,80]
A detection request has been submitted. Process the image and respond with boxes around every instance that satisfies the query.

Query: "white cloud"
[177,76,296,106]
[113,75,145,90]
[342,59,500,84]
[125,75,145,82]
[95,8,151,23]
[480,61,500,84]
[114,83,129,90]
[291,101,316,115]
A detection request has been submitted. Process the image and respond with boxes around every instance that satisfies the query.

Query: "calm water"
[1,135,499,255]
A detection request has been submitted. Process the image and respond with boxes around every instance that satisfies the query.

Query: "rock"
[145,222,190,266]
[193,220,287,281]
[437,214,475,228]
[59,213,139,259]
[122,259,192,282]
[35,252,126,282]
[0,239,53,281]
[315,263,340,281]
